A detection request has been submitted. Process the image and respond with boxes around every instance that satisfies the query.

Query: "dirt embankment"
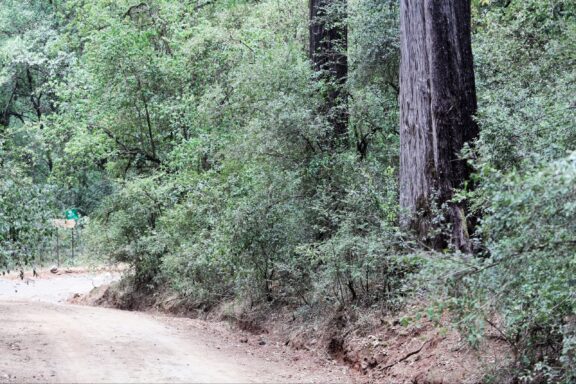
[282,308,512,384]
[81,281,513,384]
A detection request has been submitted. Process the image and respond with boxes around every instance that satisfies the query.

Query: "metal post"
[56,228,60,267]
[71,227,75,259]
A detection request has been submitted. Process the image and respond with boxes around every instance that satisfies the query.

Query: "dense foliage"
[0,0,574,382]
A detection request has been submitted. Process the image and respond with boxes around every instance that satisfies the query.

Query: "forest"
[0,0,575,382]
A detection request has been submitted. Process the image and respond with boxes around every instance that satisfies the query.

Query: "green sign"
[65,209,79,221]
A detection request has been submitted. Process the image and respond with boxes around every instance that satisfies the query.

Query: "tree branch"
[123,2,149,19]
[100,126,161,165]
[382,340,429,370]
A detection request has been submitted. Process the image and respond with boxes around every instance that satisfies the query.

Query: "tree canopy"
[0,0,574,382]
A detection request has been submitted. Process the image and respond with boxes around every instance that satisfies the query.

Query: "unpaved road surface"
[0,271,351,383]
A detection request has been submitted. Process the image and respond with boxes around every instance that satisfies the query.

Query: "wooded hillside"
[1,1,574,382]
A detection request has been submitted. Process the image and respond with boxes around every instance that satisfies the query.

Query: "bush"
[87,176,172,290]
[449,152,576,383]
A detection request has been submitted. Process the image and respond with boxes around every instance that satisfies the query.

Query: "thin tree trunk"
[309,0,348,144]
[399,0,478,252]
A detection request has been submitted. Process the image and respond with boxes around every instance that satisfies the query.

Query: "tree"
[399,0,479,251]
[309,0,348,146]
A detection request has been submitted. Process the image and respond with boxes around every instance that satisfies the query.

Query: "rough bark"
[399,0,478,251]
[309,0,348,143]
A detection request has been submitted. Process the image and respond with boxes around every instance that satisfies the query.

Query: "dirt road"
[0,271,351,383]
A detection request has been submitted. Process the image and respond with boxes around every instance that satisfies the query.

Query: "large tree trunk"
[309,0,348,143]
[399,0,478,252]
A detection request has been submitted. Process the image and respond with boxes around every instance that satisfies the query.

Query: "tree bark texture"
[309,0,348,142]
[399,0,478,251]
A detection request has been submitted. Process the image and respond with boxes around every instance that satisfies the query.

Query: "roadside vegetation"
[1,0,574,382]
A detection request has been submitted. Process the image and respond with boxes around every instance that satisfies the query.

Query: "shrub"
[449,152,576,383]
